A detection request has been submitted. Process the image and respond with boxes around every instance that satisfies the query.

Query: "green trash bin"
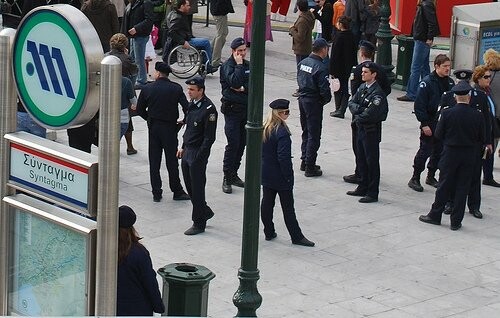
[394,35,415,91]
[158,263,216,317]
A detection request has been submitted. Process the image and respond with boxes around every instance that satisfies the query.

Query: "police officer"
[343,41,391,185]
[220,37,250,193]
[419,81,485,230]
[297,38,332,177]
[177,77,218,235]
[408,54,455,192]
[347,62,389,203]
[440,69,492,219]
[136,62,190,202]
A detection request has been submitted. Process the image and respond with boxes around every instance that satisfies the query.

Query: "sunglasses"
[483,75,492,79]
[279,110,290,115]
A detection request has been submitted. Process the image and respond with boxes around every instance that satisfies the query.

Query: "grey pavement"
[8,9,500,318]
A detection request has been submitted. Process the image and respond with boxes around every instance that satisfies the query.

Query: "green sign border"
[13,9,87,128]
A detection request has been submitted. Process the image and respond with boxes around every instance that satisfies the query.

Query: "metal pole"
[232,0,265,316]
[0,28,17,316]
[376,0,395,82]
[94,55,121,316]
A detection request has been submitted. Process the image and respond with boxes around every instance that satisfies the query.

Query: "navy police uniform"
[137,62,189,201]
[348,76,389,201]
[220,37,250,186]
[181,78,218,231]
[297,41,332,174]
[410,71,455,185]
[421,81,485,229]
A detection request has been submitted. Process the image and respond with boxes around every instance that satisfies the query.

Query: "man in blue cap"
[178,76,218,235]
[219,37,250,194]
[419,80,486,231]
[297,37,332,177]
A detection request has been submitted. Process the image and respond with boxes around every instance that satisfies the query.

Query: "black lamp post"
[376,0,395,82]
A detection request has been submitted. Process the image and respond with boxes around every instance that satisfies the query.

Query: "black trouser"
[355,124,381,198]
[447,147,482,211]
[181,147,211,229]
[67,119,96,153]
[148,120,183,198]
[260,186,304,242]
[223,109,247,176]
[299,96,323,166]
[427,146,476,226]
[412,124,442,177]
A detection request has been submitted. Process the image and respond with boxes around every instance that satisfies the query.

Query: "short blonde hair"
[109,33,128,52]
[472,65,489,84]
[483,48,500,71]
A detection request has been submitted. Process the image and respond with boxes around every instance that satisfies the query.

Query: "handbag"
[330,77,340,92]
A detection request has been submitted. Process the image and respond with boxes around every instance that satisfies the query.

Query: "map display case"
[3,194,96,316]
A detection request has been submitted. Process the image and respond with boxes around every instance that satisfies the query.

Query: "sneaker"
[408,178,424,192]
[397,95,414,102]
[425,176,438,188]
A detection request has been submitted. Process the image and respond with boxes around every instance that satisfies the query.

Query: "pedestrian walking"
[209,0,234,68]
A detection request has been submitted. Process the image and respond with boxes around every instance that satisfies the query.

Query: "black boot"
[331,93,349,119]
[305,165,322,177]
[425,170,438,188]
[222,176,232,194]
[408,172,423,192]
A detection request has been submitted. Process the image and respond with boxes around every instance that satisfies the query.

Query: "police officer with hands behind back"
[297,38,332,177]
[220,37,250,194]
[419,81,485,231]
[347,62,389,203]
[136,62,190,203]
[177,77,218,235]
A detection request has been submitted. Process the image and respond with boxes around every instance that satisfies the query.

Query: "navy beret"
[359,40,375,52]
[231,37,246,49]
[312,38,330,50]
[185,76,205,88]
[269,98,290,110]
[453,69,473,81]
[119,205,137,228]
[155,61,171,75]
[451,80,472,96]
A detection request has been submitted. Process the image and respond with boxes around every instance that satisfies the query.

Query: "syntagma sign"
[5,132,98,216]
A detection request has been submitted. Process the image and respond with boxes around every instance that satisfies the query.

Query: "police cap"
[453,69,473,81]
[269,98,290,110]
[185,76,205,88]
[231,37,246,49]
[155,61,171,75]
[119,205,136,228]
[359,40,375,53]
[312,38,330,50]
[451,80,473,95]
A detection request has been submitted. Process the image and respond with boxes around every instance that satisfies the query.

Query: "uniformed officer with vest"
[419,81,485,230]
[439,69,492,219]
[177,77,218,235]
[137,62,190,202]
[347,62,389,203]
[297,38,332,177]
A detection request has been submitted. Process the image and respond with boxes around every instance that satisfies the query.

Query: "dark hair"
[362,61,378,77]
[297,0,308,12]
[360,46,375,60]
[338,15,351,30]
[118,227,143,264]
[434,54,450,66]
[175,0,188,10]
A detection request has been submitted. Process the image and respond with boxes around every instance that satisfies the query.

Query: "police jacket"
[262,124,294,191]
[348,81,388,125]
[117,244,165,316]
[209,0,234,16]
[435,103,485,148]
[166,10,192,47]
[122,0,154,37]
[297,54,332,105]
[412,0,440,42]
[414,71,454,127]
[136,77,189,122]
[439,88,492,145]
[220,55,250,106]
[181,96,218,162]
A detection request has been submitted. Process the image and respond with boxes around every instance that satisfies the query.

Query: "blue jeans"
[17,112,46,138]
[406,40,431,100]
[130,36,149,85]
[189,38,212,64]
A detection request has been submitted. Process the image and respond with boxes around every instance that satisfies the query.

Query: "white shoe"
[280,14,287,22]
[271,13,277,21]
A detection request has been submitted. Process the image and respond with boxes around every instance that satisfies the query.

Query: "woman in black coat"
[329,15,357,119]
[117,205,165,316]
[260,99,315,247]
